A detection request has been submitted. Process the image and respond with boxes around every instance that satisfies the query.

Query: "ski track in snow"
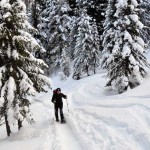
[32,98,84,150]
[54,120,83,150]
[67,77,150,150]
[71,108,150,150]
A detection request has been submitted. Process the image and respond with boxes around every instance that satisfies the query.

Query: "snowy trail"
[54,121,83,150]
[32,98,83,150]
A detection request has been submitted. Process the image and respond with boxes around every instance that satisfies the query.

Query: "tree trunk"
[94,58,96,74]
[5,114,11,136]
[18,119,22,130]
[76,74,80,80]
[86,65,89,76]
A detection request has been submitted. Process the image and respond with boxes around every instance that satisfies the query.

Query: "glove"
[52,100,56,104]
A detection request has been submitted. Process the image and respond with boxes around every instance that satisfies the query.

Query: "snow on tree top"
[0,0,11,9]
[122,45,131,58]
[131,0,138,7]
[124,30,133,43]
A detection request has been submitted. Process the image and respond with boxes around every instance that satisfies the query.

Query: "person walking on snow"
[51,88,67,123]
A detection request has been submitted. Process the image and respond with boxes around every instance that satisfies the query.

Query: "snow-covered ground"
[1,70,150,150]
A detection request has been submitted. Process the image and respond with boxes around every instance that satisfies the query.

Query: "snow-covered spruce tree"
[23,0,30,10]
[30,0,46,29]
[0,0,51,136]
[91,20,100,74]
[30,0,47,61]
[47,0,71,74]
[67,1,79,60]
[76,0,108,36]
[101,0,149,93]
[60,48,71,77]
[140,0,150,46]
[37,0,54,51]
[36,0,57,71]
[73,10,100,79]
[69,15,78,59]
[67,0,77,15]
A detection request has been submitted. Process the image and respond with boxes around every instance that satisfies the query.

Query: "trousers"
[54,104,64,121]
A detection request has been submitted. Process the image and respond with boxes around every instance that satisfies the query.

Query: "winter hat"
[56,88,61,91]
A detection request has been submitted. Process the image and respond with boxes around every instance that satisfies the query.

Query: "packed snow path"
[32,95,84,150]
[31,97,84,150]
[54,120,83,150]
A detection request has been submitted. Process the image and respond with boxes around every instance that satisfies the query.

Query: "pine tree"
[101,0,149,93]
[76,0,108,35]
[36,0,50,54]
[0,0,51,136]
[67,1,79,60]
[37,0,57,68]
[90,20,100,74]
[30,0,46,29]
[69,15,78,59]
[47,0,71,72]
[73,10,100,79]
[140,0,150,46]
[23,0,30,10]
[67,0,77,16]
[60,49,71,77]
[76,0,108,51]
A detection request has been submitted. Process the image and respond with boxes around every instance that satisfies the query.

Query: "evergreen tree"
[140,0,150,46]
[67,1,79,60]
[76,0,108,45]
[23,0,30,10]
[30,0,46,29]
[0,0,51,136]
[37,0,57,75]
[69,15,78,59]
[60,49,71,77]
[90,20,100,74]
[73,10,100,79]
[47,0,71,72]
[36,0,50,53]
[101,0,149,93]
[67,0,77,16]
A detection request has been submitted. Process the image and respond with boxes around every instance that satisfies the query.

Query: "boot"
[56,118,59,122]
[61,119,66,124]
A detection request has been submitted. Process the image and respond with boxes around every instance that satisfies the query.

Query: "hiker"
[51,88,67,123]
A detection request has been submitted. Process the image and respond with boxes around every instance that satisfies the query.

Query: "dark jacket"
[51,90,67,106]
